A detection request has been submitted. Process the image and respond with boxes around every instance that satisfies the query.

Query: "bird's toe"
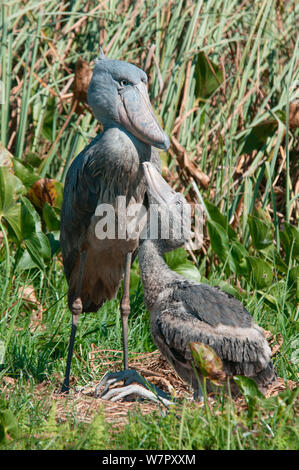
[96,369,175,407]
[101,383,173,407]
[95,369,143,397]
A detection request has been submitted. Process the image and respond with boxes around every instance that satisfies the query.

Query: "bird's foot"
[95,369,174,407]
[95,369,151,396]
[100,383,173,408]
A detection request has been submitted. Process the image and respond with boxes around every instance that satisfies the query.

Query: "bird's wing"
[171,280,253,328]
[60,134,162,283]
[60,134,108,282]
[152,281,270,375]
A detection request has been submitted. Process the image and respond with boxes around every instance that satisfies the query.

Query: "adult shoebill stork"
[100,162,277,402]
[60,54,169,393]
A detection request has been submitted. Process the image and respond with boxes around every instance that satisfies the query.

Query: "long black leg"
[61,314,79,393]
[61,251,86,393]
[120,252,132,370]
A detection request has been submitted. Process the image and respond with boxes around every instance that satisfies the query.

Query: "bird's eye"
[120,79,129,87]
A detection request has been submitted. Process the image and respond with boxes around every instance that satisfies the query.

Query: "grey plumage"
[60,55,168,313]
[140,162,277,397]
[60,129,160,312]
[60,56,169,393]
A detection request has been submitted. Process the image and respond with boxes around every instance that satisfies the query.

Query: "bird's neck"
[139,239,177,310]
[93,124,153,205]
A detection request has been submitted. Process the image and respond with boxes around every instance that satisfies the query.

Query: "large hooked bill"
[118,82,170,150]
[142,161,176,204]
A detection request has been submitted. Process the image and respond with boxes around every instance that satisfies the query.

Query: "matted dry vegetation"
[2,332,297,428]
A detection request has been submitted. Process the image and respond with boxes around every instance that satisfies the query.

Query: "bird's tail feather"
[253,361,277,392]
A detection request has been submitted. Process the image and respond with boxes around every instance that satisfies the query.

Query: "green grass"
[0,0,298,450]
[0,255,297,450]
[1,390,298,450]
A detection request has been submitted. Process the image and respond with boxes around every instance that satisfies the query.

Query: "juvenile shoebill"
[100,162,277,402]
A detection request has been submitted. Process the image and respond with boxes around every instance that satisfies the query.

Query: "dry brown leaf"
[264,377,298,399]
[0,142,14,167]
[171,135,210,189]
[231,194,244,230]
[2,376,16,387]
[18,285,38,305]
[27,178,57,209]
[289,101,299,129]
[261,328,283,356]
[72,57,93,114]
[18,285,44,332]
[28,309,44,332]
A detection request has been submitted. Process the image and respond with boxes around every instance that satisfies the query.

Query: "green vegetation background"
[0,0,298,450]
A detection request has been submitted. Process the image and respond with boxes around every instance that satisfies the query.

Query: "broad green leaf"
[230,240,249,276]
[248,214,273,250]
[241,120,278,154]
[0,409,18,441]
[207,220,246,275]
[18,196,51,270]
[24,236,45,270]
[13,159,40,190]
[4,203,22,241]
[43,202,60,231]
[11,173,26,197]
[207,219,230,262]
[289,266,299,302]
[233,375,264,400]
[41,96,56,142]
[205,200,237,240]
[53,181,64,210]
[189,342,225,385]
[260,245,288,273]
[46,231,61,256]
[174,261,201,282]
[34,231,51,260]
[195,52,223,99]
[289,265,299,284]
[26,151,44,168]
[0,167,20,214]
[210,280,244,301]
[164,248,201,281]
[20,197,42,238]
[283,222,299,259]
[279,222,299,264]
[0,167,24,240]
[247,256,273,289]
[254,206,272,225]
[164,247,190,270]
[16,249,40,271]
[22,232,51,270]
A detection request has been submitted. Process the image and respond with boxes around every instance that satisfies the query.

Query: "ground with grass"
[0,0,298,450]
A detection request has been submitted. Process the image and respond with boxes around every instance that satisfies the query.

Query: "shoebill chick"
[100,162,277,402]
